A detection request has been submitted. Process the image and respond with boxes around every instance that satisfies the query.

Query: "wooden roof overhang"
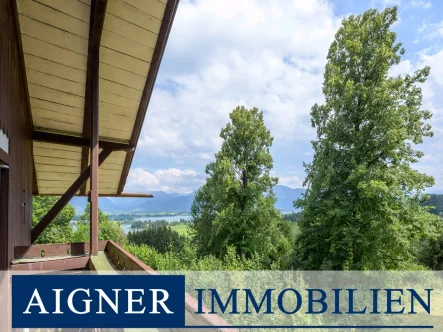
[15,0,178,197]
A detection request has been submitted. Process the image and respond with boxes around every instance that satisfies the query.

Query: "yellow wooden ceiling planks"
[104,13,157,49]
[36,0,90,23]
[123,0,166,21]
[33,141,82,153]
[33,108,83,127]
[19,15,88,56]
[99,79,142,101]
[17,0,89,38]
[99,62,145,90]
[34,117,83,134]
[26,69,86,97]
[34,155,81,167]
[101,29,154,62]
[35,164,81,173]
[28,84,84,109]
[33,147,82,160]
[22,36,87,70]
[100,47,150,76]
[99,90,140,109]
[30,98,84,118]
[24,54,86,84]
[107,0,162,35]
[37,172,80,182]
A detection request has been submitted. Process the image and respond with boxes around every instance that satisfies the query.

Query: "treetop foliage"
[295,6,440,270]
[191,106,291,267]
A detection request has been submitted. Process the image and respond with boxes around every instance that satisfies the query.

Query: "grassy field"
[170,223,189,236]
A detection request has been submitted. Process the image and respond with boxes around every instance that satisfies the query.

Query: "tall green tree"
[73,203,126,244]
[32,196,75,244]
[191,106,291,266]
[295,7,440,270]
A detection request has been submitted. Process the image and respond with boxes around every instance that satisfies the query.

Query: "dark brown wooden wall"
[0,0,33,266]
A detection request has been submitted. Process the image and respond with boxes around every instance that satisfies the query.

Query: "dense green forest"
[32,7,443,271]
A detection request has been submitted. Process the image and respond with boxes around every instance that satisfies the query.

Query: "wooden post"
[90,49,99,256]
[86,0,108,255]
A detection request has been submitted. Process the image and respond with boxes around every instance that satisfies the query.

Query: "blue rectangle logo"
[12,275,185,328]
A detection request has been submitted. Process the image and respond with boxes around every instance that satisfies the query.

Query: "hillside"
[423,194,443,216]
[69,185,305,214]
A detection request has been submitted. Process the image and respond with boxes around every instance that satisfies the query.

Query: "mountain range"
[69,185,305,214]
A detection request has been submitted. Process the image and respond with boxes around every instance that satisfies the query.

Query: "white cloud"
[139,0,341,163]
[415,20,443,42]
[411,0,432,9]
[126,168,205,193]
[391,48,443,190]
[279,175,304,188]
[134,0,443,193]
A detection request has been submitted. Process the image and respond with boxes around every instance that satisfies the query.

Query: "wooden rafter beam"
[32,130,133,151]
[31,149,113,243]
[117,0,180,194]
[80,0,108,196]
[11,0,37,194]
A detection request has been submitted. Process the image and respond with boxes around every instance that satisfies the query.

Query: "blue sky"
[125,0,443,194]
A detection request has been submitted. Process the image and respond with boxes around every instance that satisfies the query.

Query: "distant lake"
[121,214,191,234]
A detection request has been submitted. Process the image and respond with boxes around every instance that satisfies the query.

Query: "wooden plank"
[31,99,84,118]
[19,15,88,55]
[22,35,87,70]
[101,29,154,62]
[108,192,153,197]
[99,169,122,175]
[90,49,100,255]
[33,117,83,134]
[123,0,166,21]
[14,241,108,258]
[100,46,150,75]
[28,83,85,108]
[100,90,140,109]
[31,149,113,243]
[100,111,136,126]
[101,102,137,117]
[103,151,126,166]
[34,147,82,160]
[118,0,179,193]
[100,128,131,141]
[35,164,81,173]
[32,131,134,151]
[106,240,157,272]
[89,251,120,273]
[36,0,91,23]
[33,108,83,126]
[99,163,124,171]
[27,69,86,97]
[80,0,108,197]
[99,62,145,90]
[99,189,121,194]
[34,155,80,167]
[17,0,89,38]
[10,256,89,271]
[104,13,157,48]
[34,141,82,153]
[25,54,86,84]
[100,119,133,132]
[39,187,81,195]
[79,0,92,6]
[37,172,80,181]
[100,78,142,100]
[107,0,161,34]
